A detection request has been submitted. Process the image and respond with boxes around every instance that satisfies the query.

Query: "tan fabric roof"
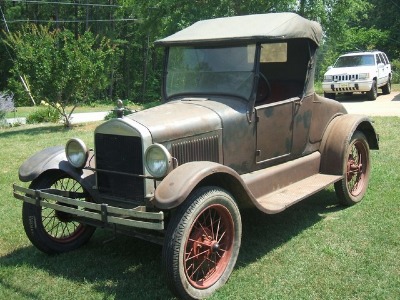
[155,13,323,46]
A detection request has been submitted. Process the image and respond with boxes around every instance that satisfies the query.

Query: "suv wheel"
[163,186,242,300]
[324,92,336,100]
[382,77,391,95]
[367,79,378,100]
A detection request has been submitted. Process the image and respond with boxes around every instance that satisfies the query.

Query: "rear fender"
[153,161,252,210]
[320,114,378,175]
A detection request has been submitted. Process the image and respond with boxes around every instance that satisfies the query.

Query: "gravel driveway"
[337,91,400,116]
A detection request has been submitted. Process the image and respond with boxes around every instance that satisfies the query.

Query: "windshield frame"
[163,44,257,102]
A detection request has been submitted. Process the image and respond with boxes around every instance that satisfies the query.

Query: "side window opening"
[257,40,307,105]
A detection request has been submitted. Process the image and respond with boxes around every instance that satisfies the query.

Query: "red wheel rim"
[346,140,367,196]
[184,204,235,289]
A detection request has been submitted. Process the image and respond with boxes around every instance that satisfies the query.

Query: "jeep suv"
[322,50,392,100]
[13,13,378,300]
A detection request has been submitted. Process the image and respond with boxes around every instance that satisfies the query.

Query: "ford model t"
[13,13,378,299]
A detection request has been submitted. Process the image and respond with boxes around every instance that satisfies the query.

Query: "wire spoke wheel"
[41,177,87,242]
[22,172,96,254]
[185,204,234,288]
[335,131,370,205]
[346,140,367,197]
[163,187,241,300]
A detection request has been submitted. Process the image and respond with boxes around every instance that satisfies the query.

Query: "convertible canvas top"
[155,12,323,46]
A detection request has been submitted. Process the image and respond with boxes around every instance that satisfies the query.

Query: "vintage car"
[13,13,378,300]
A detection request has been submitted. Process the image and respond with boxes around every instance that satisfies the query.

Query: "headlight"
[144,144,172,178]
[324,75,333,81]
[65,138,88,168]
[359,73,370,80]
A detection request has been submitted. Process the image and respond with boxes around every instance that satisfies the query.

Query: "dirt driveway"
[336,91,400,116]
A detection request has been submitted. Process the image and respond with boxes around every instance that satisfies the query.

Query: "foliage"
[391,59,400,84]
[1,0,400,102]
[26,101,61,124]
[5,24,118,127]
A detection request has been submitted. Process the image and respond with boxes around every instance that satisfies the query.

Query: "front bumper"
[322,80,373,93]
[13,184,164,231]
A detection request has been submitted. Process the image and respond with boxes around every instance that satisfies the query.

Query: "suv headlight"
[65,138,88,168]
[145,144,172,178]
[324,75,333,81]
[359,73,370,80]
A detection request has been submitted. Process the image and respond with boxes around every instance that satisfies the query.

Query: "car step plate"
[258,174,342,213]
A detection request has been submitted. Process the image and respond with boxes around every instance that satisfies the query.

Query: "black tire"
[367,79,378,100]
[163,186,242,300]
[382,77,391,95]
[22,172,96,254]
[324,92,336,100]
[334,131,370,206]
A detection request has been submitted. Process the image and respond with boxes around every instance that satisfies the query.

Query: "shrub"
[26,102,61,124]
[391,59,400,84]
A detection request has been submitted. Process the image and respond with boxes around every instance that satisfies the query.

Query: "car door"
[255,99,294,164]
[376,53,386,86]
[381,53,390,83]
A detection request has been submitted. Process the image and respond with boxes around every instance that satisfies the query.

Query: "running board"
[257,174,342,213]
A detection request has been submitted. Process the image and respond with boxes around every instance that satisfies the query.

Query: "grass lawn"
[0,117,399,299]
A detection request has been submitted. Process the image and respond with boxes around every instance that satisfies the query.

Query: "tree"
[6,25,118,127]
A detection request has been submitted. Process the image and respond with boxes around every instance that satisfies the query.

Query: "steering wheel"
[256,73,271,103]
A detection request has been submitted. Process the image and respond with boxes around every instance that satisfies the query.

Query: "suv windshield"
[166,45,255,100]
[334,54,375,67]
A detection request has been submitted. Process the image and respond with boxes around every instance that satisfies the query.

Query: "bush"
[391,59,400,84]
[26,104,61,124]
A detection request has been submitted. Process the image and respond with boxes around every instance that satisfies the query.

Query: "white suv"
[322,50,392,100]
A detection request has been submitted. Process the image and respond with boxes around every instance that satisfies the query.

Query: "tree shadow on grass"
[0,125,68,138]
[0,190,346,300]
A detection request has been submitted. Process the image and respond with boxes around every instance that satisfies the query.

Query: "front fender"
[19,145,98,199]
[19,146,67,182]
[19,145,93,182]
[153,161,246,209]
[320,114,379,175]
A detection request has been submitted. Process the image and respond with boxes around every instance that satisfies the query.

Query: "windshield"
[334,54,375,67]
[166,45,256,100]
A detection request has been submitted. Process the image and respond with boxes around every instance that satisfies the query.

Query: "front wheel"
[367,79,378,100]
[324,92,336,100]
[163,187,242,300]
[334,131,371,205]
[22,172,96,254]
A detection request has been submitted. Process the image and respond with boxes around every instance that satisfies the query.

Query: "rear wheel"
[382,77,391,95]
[22,172,96,254]
[163,187,242,299]
[334,131,370,205]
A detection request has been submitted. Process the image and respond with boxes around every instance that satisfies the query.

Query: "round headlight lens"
[145,144,172,178]
[65,138,88,168]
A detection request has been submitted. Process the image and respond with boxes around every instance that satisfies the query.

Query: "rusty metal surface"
[319,114,379,175]
[258,174,342,213]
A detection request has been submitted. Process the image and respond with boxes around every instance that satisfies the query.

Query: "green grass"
[1,118,399,299]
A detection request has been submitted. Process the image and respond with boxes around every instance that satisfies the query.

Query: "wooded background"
[1,0,399,106]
